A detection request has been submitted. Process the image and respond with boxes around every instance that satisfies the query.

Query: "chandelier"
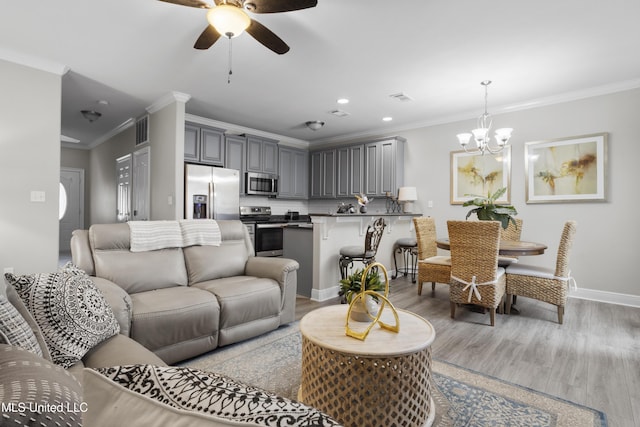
[456,80,513,155]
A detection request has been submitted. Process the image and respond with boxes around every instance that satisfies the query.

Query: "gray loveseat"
[70,219,299,364]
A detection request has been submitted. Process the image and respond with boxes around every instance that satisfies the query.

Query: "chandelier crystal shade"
[456,80,513,155]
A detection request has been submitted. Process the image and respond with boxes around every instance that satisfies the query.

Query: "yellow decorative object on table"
[345,262,400,340]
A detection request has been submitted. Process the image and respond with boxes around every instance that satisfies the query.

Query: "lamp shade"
[207,5,251,38]
[398,187,418,202]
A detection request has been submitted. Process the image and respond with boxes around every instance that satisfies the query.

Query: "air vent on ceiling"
[389,92,413,102]
[135,115,149,145]
[330,109,350,117]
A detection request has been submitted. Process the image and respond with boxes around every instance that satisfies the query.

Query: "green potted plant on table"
[463,187,518,229]
[339,267,385,321]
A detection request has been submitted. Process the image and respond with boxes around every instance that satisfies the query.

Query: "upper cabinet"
[310,149,336,199]
[184,123,226,166]
[246,135,278,175]
[225,134,246,194]
[310,137,405,199]
[278,146,309,199]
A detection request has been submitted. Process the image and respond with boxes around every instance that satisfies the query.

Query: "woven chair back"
[364,217,386,255]
[554,220,577,278]
[447,220,501,284]
[412,217,437,260]
[500,218,523,241]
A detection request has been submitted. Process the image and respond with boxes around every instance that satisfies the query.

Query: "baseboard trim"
[312,283,640,308]
[311,285,339,302]
[570,288,640,308]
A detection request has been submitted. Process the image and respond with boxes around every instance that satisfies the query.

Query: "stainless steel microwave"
[245,172,278,196]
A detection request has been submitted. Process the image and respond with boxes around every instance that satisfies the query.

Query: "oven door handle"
[255,223,287,229]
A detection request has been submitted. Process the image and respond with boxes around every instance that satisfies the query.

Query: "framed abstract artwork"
[525,133,607,203]
[450,147,511,205]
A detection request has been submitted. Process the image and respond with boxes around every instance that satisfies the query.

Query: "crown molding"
[185,113,309,149]
[147,91,192,114]
[0,47,69,76]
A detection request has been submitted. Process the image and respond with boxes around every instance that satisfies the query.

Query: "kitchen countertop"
[309,212,420,217]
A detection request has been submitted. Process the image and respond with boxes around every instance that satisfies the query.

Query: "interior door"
[116,154,132,222]
[132,147,150,221]
[59,168,84,252]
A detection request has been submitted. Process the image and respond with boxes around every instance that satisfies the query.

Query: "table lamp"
[398,187,418,213]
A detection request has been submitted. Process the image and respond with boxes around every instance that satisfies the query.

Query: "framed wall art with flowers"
[525,133,607,203]
[450,147,511,205]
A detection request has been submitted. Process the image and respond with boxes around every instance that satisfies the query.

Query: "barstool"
[392,238,418,283]
[338,218,386,279]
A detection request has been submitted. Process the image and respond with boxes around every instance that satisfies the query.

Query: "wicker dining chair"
[498,218,523,267]
[338,217,386,279]
[448,220,506,327]
[413,217,451,296]
[505,220,577,324]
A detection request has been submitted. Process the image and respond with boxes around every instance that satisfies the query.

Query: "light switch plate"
[30,191,46,202]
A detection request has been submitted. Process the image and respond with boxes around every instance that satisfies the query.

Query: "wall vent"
[389,92,413,102]
[135,115,149,145]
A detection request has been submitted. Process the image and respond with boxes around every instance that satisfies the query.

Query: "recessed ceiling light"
[382,117,393,122]
[337,98,349,104]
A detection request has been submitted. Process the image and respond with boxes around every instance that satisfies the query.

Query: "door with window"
[59,168,84,252]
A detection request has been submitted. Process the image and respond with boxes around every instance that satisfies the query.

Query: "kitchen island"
[307,213,420,301]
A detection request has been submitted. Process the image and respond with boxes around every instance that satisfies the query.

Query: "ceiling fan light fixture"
[81,110,102,123]
[207,5,251,38]
[305,121,325,131]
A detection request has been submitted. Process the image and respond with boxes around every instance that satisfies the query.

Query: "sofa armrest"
[245,257,299,325]
[90,277,133,336]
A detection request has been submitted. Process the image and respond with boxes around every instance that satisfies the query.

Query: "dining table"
[435,238,547,256]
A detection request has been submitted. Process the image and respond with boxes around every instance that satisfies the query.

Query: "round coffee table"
[299,305,436,427]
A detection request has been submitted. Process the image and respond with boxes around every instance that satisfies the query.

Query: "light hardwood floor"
[295,276,640,427]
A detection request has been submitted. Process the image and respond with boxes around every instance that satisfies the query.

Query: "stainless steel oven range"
[239,206,286,257]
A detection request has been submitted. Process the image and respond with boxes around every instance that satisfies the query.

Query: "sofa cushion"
[5,268,120,368]
[83,333,167,369]
[194,276,281,329]
[0,344,83,427]
[129,286,220,354]
[89,223,189,293]
[0,294,43,357]
[84,364,342,427]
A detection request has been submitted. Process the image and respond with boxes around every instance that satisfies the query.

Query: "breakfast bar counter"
[307,213,419,301]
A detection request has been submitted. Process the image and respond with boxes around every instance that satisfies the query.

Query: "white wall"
[394,89,640,300]
[0,59,62,274]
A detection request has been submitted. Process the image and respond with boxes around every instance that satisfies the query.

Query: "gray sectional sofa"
[70,219,299,364]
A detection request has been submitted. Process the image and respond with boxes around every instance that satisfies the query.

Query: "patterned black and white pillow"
[94,365,342,426]
[0,294,43,356]
[5,267,120,368]
[0,344,83,427]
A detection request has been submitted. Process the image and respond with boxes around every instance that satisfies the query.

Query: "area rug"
[180,323,606,427]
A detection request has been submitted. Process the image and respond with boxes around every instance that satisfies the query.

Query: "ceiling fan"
[158,0,317,54]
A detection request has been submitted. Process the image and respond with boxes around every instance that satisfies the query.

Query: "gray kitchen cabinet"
[225,134,246,194]
[246,135,278,175]
[278,146,308,199]
[184,123,226,167]
[336,144,364,197]
[310,149,336,199]
[311,137,404,200]
[283,225,313,297]
[363,137,405,197]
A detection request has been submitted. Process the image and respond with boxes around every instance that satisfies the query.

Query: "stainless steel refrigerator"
[184,164,240,220]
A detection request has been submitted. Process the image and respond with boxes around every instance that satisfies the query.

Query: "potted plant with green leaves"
[339,267,385,321]
[463,187,518,229]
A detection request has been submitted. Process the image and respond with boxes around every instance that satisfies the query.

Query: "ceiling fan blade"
[246,19,290,54]
[157,0,211,9]
[243,0,317,13]
[194,25,222,49]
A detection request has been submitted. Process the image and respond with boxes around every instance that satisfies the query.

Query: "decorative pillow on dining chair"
[5,266,120,368]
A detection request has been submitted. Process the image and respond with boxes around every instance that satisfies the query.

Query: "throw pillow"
[0,294,43,356]
[5,268,120,369]
[0,344,83,427]
[88,365,342,427]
